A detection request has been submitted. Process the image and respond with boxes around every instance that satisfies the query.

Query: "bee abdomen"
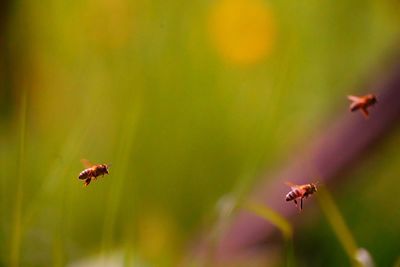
[285,190,299,201]
[79,169,91,180]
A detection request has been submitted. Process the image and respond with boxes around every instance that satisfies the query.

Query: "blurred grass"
[317,187,386,266]
[1,0,400,266]
[316,186,362,267]
[101,103,140,261]
[246,203,292,241]
[296,128,400,267]
[246,202,294,267]
[9,89,27,267]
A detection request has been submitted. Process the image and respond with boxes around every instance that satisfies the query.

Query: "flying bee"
[285,182,317,211]
[347,94,377,118]
[78,159,110,186]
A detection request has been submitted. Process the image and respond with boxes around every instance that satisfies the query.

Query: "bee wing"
[81,159,94,168]
[286,182,310,195]
[285,181,300,191]
[349,101,360,111]
[347,95,361,102]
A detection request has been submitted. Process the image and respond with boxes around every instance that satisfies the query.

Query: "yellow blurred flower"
[208,0,276,65]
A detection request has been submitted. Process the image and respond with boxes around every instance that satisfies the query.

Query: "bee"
[347,94,377,118]
[285,182,317,211]
[78,159,110,186]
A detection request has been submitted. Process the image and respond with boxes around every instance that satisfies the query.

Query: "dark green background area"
[1,0,399,266]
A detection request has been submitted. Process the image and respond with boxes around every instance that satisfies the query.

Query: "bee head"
[366,94,377,105]
[102,164,110,174]
[310,183,318,193]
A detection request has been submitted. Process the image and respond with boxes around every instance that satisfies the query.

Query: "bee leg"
[300,198,303,210]
[84,178,91,186]
[361,107,369,118]
[293,199,298,209]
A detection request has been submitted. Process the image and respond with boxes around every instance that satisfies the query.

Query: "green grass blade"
[246,202,292,240]
[245,202,295,267]
[316,185,364,267]
[10,90,27,267]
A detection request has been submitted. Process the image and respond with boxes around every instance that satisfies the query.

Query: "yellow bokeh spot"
[208,0,276,65]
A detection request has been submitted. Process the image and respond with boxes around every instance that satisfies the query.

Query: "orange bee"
[78,159,110,186]
[347,94,377,118]
[285,182,317,211]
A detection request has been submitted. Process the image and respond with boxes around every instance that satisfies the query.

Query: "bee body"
[285,188,301,201]
[285,183,317,211]
[78,163,109,186]
[348,94,377,118]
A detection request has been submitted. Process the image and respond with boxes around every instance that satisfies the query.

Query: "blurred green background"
[1,0,400,266]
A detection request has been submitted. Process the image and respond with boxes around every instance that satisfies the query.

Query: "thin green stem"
[316,186,360,267]
[101,105,140,261]
[245,202,295,267]
[246,202,292,240]
[10,90,27,267]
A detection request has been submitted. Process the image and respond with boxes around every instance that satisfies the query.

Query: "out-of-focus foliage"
[298,129,400,267]
[1,0,400,266]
